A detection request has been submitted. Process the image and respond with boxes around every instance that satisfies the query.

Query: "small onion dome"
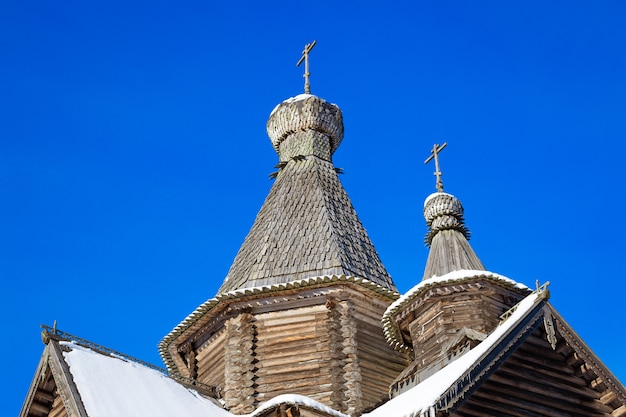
[267,94,344,155]
[424,192,471,246]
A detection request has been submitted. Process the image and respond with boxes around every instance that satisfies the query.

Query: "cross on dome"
[424,142,448,192]
[296,40,316,94]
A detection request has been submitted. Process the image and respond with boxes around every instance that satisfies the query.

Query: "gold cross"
[424,142,448,192]
[296,40,317,94]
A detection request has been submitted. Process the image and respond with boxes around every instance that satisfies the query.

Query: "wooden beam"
[613,405,626,417]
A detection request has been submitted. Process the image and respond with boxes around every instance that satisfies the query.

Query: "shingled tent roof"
[217,94,395,293]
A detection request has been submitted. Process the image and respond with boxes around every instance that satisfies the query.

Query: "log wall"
[196,329,226,389]
[254,304,330,403]
[353,299,409,409]
[406,281,522,375]
[187,285,409,415]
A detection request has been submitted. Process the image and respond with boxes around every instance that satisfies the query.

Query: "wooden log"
[256,352,325,369]
[48,395,67,417]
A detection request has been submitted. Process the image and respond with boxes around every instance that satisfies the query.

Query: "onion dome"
[267,94,343,161]
[424,192,470,246]
[217,93,394,294]
[422,191,485,280]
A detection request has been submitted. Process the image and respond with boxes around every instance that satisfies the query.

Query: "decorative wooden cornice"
[47,341,88,417]
[551,307,626,406]
[382,271,530,352]
[160,274,400,372]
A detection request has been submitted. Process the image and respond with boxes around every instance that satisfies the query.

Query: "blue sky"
[2,1,625,414]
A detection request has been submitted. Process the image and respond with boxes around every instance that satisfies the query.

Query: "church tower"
[159,43,408,416]
[19,45,626,417]
[382,144,530,396]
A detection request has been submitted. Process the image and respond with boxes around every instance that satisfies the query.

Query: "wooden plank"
[483,372,611,415]
[467,382,607,417]
[503,355,588,387]
[48,395,67,417]
[256,337,328,356]
[257,351,325,369]
[255,376,331,393]
[255,360,321,377]
[255,330,318,346]
[613,405,626,417]
[255,368,330,386]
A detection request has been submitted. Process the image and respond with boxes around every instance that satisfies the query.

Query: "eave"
[381,269,531,352]
[159,274,400,372]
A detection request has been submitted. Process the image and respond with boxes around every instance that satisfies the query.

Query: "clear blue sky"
[2,1,625,414]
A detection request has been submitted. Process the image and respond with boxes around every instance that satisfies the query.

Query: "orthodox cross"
[296,40,317,94]
[424,142,448,192]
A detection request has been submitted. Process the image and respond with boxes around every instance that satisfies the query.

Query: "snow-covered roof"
[62,342,228,417]
[423,191,453,207]
[269,93,314,116]
[62,341,347,417]
[382,269,530,351]
[269,93,341,117]
[366,291,543,417]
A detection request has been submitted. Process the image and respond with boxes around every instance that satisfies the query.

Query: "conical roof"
[421,191,485,280]
[218,94,395,293]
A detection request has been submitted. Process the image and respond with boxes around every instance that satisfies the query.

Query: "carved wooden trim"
[47,341,89,417]
[553,310,626,406]
[181,345,198,380]
[161,275,399,369]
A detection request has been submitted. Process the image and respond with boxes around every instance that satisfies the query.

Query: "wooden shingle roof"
[218,155,394,293]
[218,95,394,292]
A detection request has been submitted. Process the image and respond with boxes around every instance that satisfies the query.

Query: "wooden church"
[20,44,626,417]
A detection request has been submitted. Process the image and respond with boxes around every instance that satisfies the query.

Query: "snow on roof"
[389,269,528,314]
[253,394,348,417]
[181,274,397,329]
[423,191,453,207]
[62,341,348,417]
[382,269,529,351]
[269,93,341,117]
[62,342,230,417]
[366,292,542,417]
[269,93,315,116]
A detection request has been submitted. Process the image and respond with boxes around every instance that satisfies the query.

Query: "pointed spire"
[217,43,394,293]
[217,83,394,293]
[421,144,485,280]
